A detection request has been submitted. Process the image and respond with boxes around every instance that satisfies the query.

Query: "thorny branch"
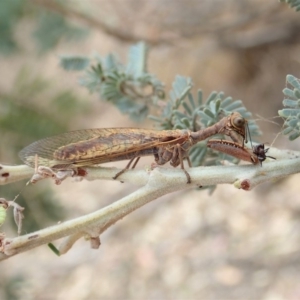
[0,145,300,260]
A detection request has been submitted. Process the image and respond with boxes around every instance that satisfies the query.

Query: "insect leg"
[207,139,259,164]
[264,148,276,160]
[131,157,141,169]
[175,144,191,184]
[186,156,192,168]
[113,156,141,180]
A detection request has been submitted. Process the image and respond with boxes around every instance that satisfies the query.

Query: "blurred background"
[1,0,300,299]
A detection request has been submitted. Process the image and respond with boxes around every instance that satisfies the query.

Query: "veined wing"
[19,128,187,168]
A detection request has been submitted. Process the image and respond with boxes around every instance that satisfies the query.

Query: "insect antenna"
[245,121,253,147]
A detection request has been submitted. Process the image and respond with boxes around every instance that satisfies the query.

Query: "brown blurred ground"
[2,0,300,299]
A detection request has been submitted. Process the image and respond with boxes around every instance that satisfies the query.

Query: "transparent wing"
[19,128,185,168]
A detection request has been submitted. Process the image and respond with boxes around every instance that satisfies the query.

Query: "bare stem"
[1,146,300,260]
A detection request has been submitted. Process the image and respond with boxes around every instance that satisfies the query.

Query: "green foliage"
[59,55,90,71]
[149,75,261,167]
[150,75,260,134]
[33,11,88,53]
[76,42,165,121]
[48,243,61,256]
[61,43,261,167]
[126,42,148,76]
[66,42,261,144]
[149,76,193,129]
[279,0,300,11]
[0,0,25,54]
[0,1,88,55]
[278,74,300,140]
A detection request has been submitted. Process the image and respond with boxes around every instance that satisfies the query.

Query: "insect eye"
[233,117,245,129]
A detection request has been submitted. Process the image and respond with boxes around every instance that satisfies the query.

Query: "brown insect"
[207,139,276,165]
[19,112,247,184]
